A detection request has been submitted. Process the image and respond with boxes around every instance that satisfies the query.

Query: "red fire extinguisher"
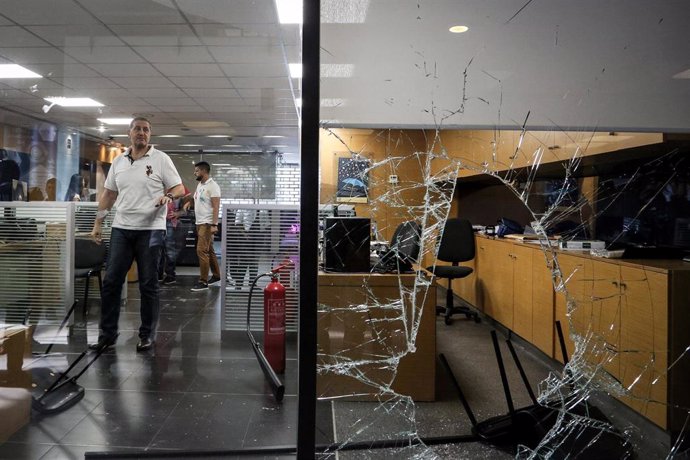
[263,273,286,373]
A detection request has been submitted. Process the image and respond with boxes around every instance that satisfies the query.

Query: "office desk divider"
[0,201,114,327]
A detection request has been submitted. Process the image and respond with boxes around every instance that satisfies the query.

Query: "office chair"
[373,221,421,273]
[74,238,107,319]
[427,218,480,325]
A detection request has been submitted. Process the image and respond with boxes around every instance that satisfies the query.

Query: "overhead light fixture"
[110,134,129,138]
[263,135,285,138]
[207,135,231,138]
[322,0,370,23]
[98,118,133,125]
[44,97,104,107]
[321,64,354,78]
[321,98,345,107]
[289,63,302,78]
[158,134,182,138]
[180,144,202,147]
[275,0,302,24]
[222,144,242,147]
[449,25,469,33]
[0,64,42,79]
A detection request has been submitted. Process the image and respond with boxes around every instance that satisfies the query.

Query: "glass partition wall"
[317,1,690,459]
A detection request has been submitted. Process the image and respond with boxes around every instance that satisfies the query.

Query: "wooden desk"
[317,270,436,401]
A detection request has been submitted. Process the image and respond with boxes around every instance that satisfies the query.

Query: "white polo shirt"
[105,146,182,230]
[193,178,221,225]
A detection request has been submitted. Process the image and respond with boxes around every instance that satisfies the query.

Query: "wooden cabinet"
[474,237,554,354]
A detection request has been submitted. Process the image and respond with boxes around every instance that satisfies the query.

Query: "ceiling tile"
[176,0,276,24]
[209,46,284,64]
[61,77,121,89]
[185,88,241,99]
[0,0,99,25]
[87,63,162,78]
[142,97,198,106]
[27,24,124,47]
[32,63,98,78]
[169,77,233,88]
[133,46,213,64]
[82,0,185,25]
[115,24,201,46]
[0,47,70,64]
[110,77,174,89]
[66,47,145,64]
[128,88,187,98]
[219,63,286,78]
[0,26,51,47]
[231,77,291,90]
[153,63,223,77]
[193,24,282,47]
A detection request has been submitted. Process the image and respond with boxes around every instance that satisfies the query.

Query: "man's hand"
[210,224,218,234]
[91,221,103,243]
[183,201,192,211]
[156,193,174,207]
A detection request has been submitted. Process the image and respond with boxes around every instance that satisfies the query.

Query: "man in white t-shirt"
[183,161,221,291]
[89,117,185,352]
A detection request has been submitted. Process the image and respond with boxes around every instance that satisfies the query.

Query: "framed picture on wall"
[336,157,370,203]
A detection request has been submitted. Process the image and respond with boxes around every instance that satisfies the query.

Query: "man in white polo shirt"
[89,116,185,352]
[183,161,221,291]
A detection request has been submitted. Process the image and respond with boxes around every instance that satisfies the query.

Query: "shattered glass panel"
[318,1,690,458]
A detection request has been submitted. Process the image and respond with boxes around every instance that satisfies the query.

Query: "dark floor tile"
[44,444,145,459]
[149,415,248,450]
[87,389,185,419]
[0,441,52,459]
[6,410,89,445]
[59,413,164,448]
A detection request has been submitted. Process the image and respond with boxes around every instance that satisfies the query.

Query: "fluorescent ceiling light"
[275,0,302,24]
[0,64,42,79]
[207,135,230,138]
[110,134,129,138]
[212,163,230,166]
[157,134,182,138]
[295,98,302,108]
[321,64,354,78]
[222,144,242,147]
[263,135,285,138]
[321,0,369,23]
[180,144,202,147]
[98,118,133,125]
[289,63,302,78]
[44,97,103,107]
[449,25,469,33]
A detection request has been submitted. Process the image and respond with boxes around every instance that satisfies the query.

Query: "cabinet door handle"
[612,281,619,287]
[619,282,627,290]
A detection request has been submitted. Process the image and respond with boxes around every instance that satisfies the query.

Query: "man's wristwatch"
[165,193,174,200]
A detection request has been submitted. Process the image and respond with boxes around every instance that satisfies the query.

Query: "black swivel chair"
[427,218,480,325]
[74,238,107,319]
[373,221,421,273]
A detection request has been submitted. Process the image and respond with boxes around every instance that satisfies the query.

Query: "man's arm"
[210,196,220,233]
[157,183,186,207]
[91,188,118,242]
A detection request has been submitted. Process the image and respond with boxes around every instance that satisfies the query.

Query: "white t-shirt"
[105,146,182,230]
[193,178,221,224]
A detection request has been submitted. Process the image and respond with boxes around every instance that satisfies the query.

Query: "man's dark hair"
[129,116,151,129]
[195,161,211,173]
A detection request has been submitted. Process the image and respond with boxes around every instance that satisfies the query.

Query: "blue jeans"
[158,222,182,278]
[99,228,165,341]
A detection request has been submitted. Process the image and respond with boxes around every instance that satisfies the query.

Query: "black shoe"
[191,281,208,291]
[162,275,177,285]
[207,275,221,286]
[136,337,154,352]
[89,336,116,351]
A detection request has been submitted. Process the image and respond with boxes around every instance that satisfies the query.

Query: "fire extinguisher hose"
[246,272,285,402]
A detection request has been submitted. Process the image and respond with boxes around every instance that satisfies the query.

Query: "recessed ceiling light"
[449,25,469,33]
[0,64,42,79]
[295,98,302,108]
[98,118,133,125]
[207,135,230,138]
[158,134,182,138]
[289,63,302,78]
[263,135,285,138]
[44,97,103,107]
[222,144,242,147]
[275,0,302,24]
[179,144,202,147]
[110,134,129,138]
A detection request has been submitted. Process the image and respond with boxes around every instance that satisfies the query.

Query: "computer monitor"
[323,217,371,272]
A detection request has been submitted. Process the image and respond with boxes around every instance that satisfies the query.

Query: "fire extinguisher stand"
[245,264,289,402]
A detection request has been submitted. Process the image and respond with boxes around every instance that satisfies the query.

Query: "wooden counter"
[317,271,436,401]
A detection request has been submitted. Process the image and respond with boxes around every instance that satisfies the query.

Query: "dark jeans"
[99,228,165,341]
[158,222,183,278]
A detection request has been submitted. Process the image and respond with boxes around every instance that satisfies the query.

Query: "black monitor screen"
[323,217,371,273]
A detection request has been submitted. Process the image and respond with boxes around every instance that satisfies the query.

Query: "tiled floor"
[0,275,672,459]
